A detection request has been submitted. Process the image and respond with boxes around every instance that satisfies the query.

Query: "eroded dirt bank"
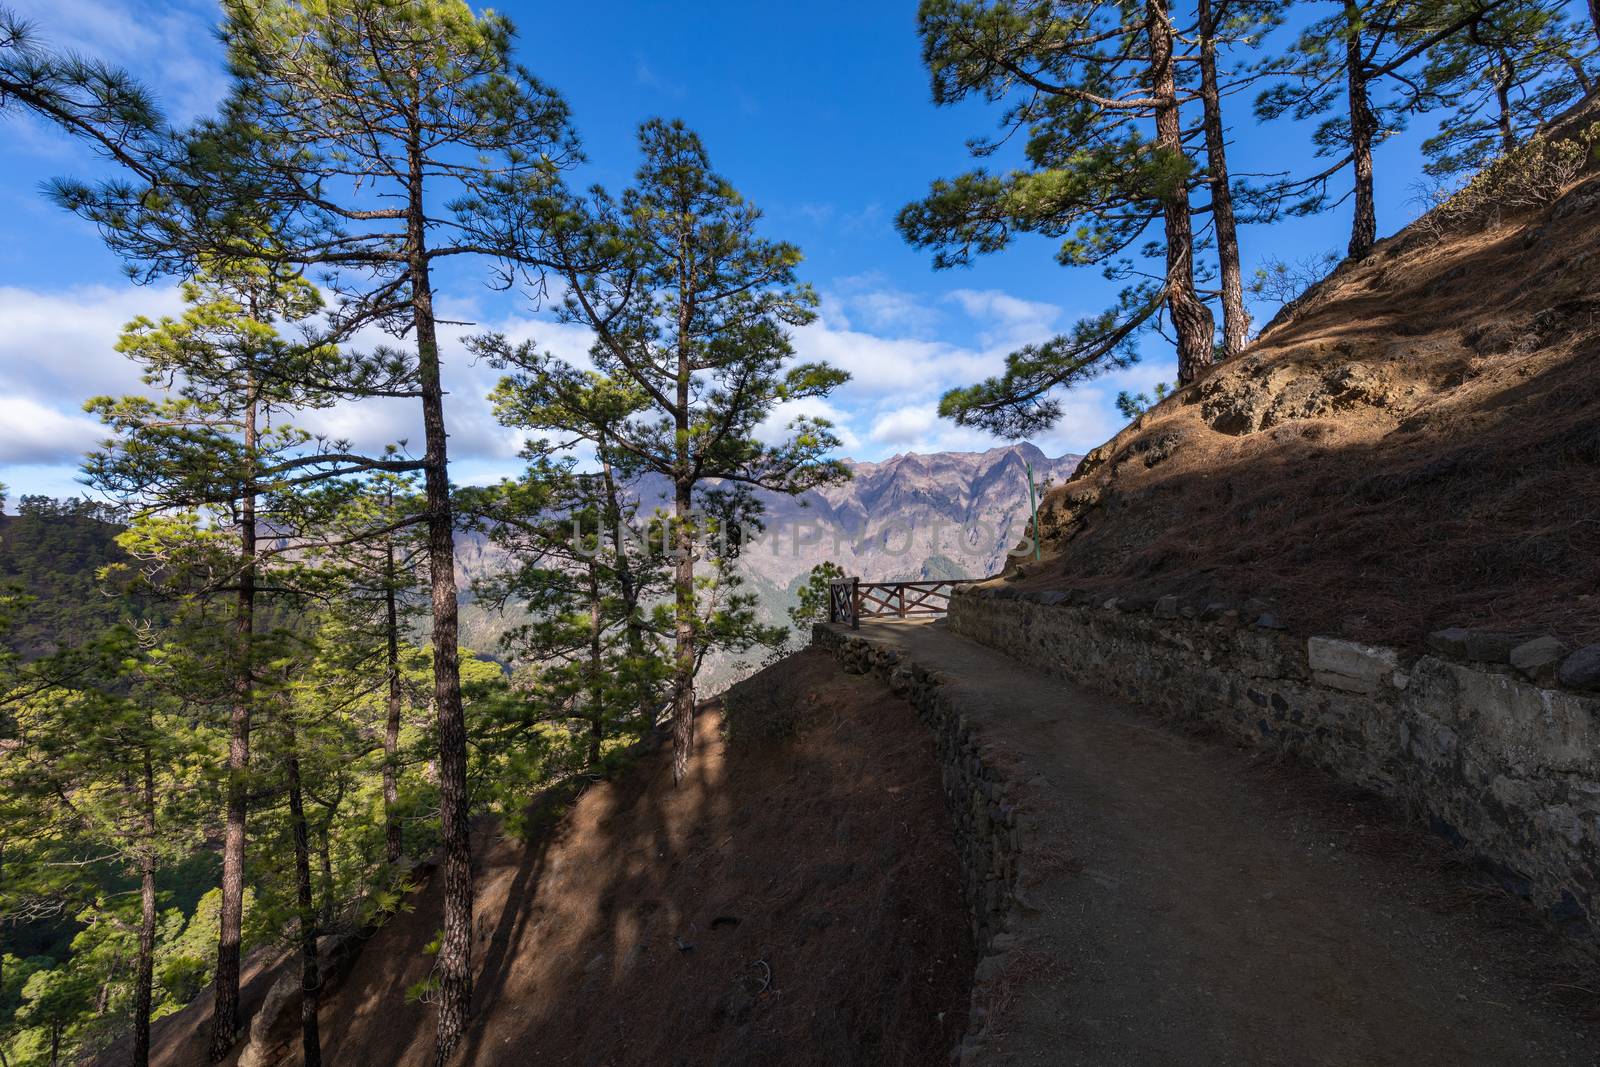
[1016,109,1600,652]
[132,648,973,1066]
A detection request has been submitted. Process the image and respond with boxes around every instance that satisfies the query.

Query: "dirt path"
[844,620,1599,1066]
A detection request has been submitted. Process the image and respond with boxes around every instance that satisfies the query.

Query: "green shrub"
[1418,121,1600,239]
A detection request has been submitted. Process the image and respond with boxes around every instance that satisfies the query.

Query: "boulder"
[1462,630,1534,664]
[1426,627,1471,658]
[1557,645,1600,692]
[237,933,363,1067]
[1509,636,1568,686]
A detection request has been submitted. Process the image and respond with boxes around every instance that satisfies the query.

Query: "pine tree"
[789,562,847,632]
[465,458,671,771]
[1255,0,1509,259]
[54,2,578,1053]
[478,119,848,784]
[247,625,372,1067]
[209,8,573,1053]
[900,0,1215,396]
[1420,0,1596,178]
[0,4,166,179]
[4,628,206,1067]
[299,471,428,866]
[83,256,360,1061]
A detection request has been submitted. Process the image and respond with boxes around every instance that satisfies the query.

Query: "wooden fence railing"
[827,578,979,628]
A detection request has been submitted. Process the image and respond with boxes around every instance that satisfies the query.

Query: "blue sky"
[0,0,1528,501]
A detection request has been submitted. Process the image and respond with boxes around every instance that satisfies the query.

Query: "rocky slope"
[1008,105,1600,653]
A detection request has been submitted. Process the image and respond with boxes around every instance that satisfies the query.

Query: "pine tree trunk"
[669,265,698,784]
[1198,0,1250,358]
[1589,0,1599,45]
[408,129,473,1067]
[586,564,604,767]
[1345,3,1378,260]
[284,730,322,1067]
[671,478,696,783]
[133,754,157,1067]
[600,445,655,734]
[317,820,335,929]
[1148,0,1215,384]
[1495,51,1515,151]
[209,384,257,1063]
[383,528,403,865]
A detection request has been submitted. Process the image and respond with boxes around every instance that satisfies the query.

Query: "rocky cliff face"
[455,443,1080,598]
[737,442,1081,590]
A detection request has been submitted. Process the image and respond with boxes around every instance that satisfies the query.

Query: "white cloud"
[857,402,1003,456]
[793,322,994,397]
[13,0,228,122]
[0,269,1163,496]
[0,283,182,406]
[794,281,1178,462]
[947,288,1061,349]
[820,273,942,337]
[755,396,860,453]
[846,289,929,333]
[0,283,601,491]
[866,404,935,446]
[0,396,104,463]
[290,306,599,466]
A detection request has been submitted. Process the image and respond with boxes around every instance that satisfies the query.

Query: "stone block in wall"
[1463,630,1534,664]
[1509,636,1567,686]
[1427,627,1471,657]
[1307,636,1400,695]
[1435,660,1599,774]
[1559,645,1600,692]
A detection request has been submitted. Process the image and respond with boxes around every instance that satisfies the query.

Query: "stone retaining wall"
[947,585,1600,930]
[812,623,1026,1063]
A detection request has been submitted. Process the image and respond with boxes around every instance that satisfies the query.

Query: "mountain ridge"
[454,442,1082,689]
[456,442,1081,592]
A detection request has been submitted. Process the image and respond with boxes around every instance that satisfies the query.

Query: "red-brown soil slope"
[131,648,972,1067]
[1014,117,1600,649]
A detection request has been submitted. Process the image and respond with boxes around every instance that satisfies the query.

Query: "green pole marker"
[1025,460,1042,562]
